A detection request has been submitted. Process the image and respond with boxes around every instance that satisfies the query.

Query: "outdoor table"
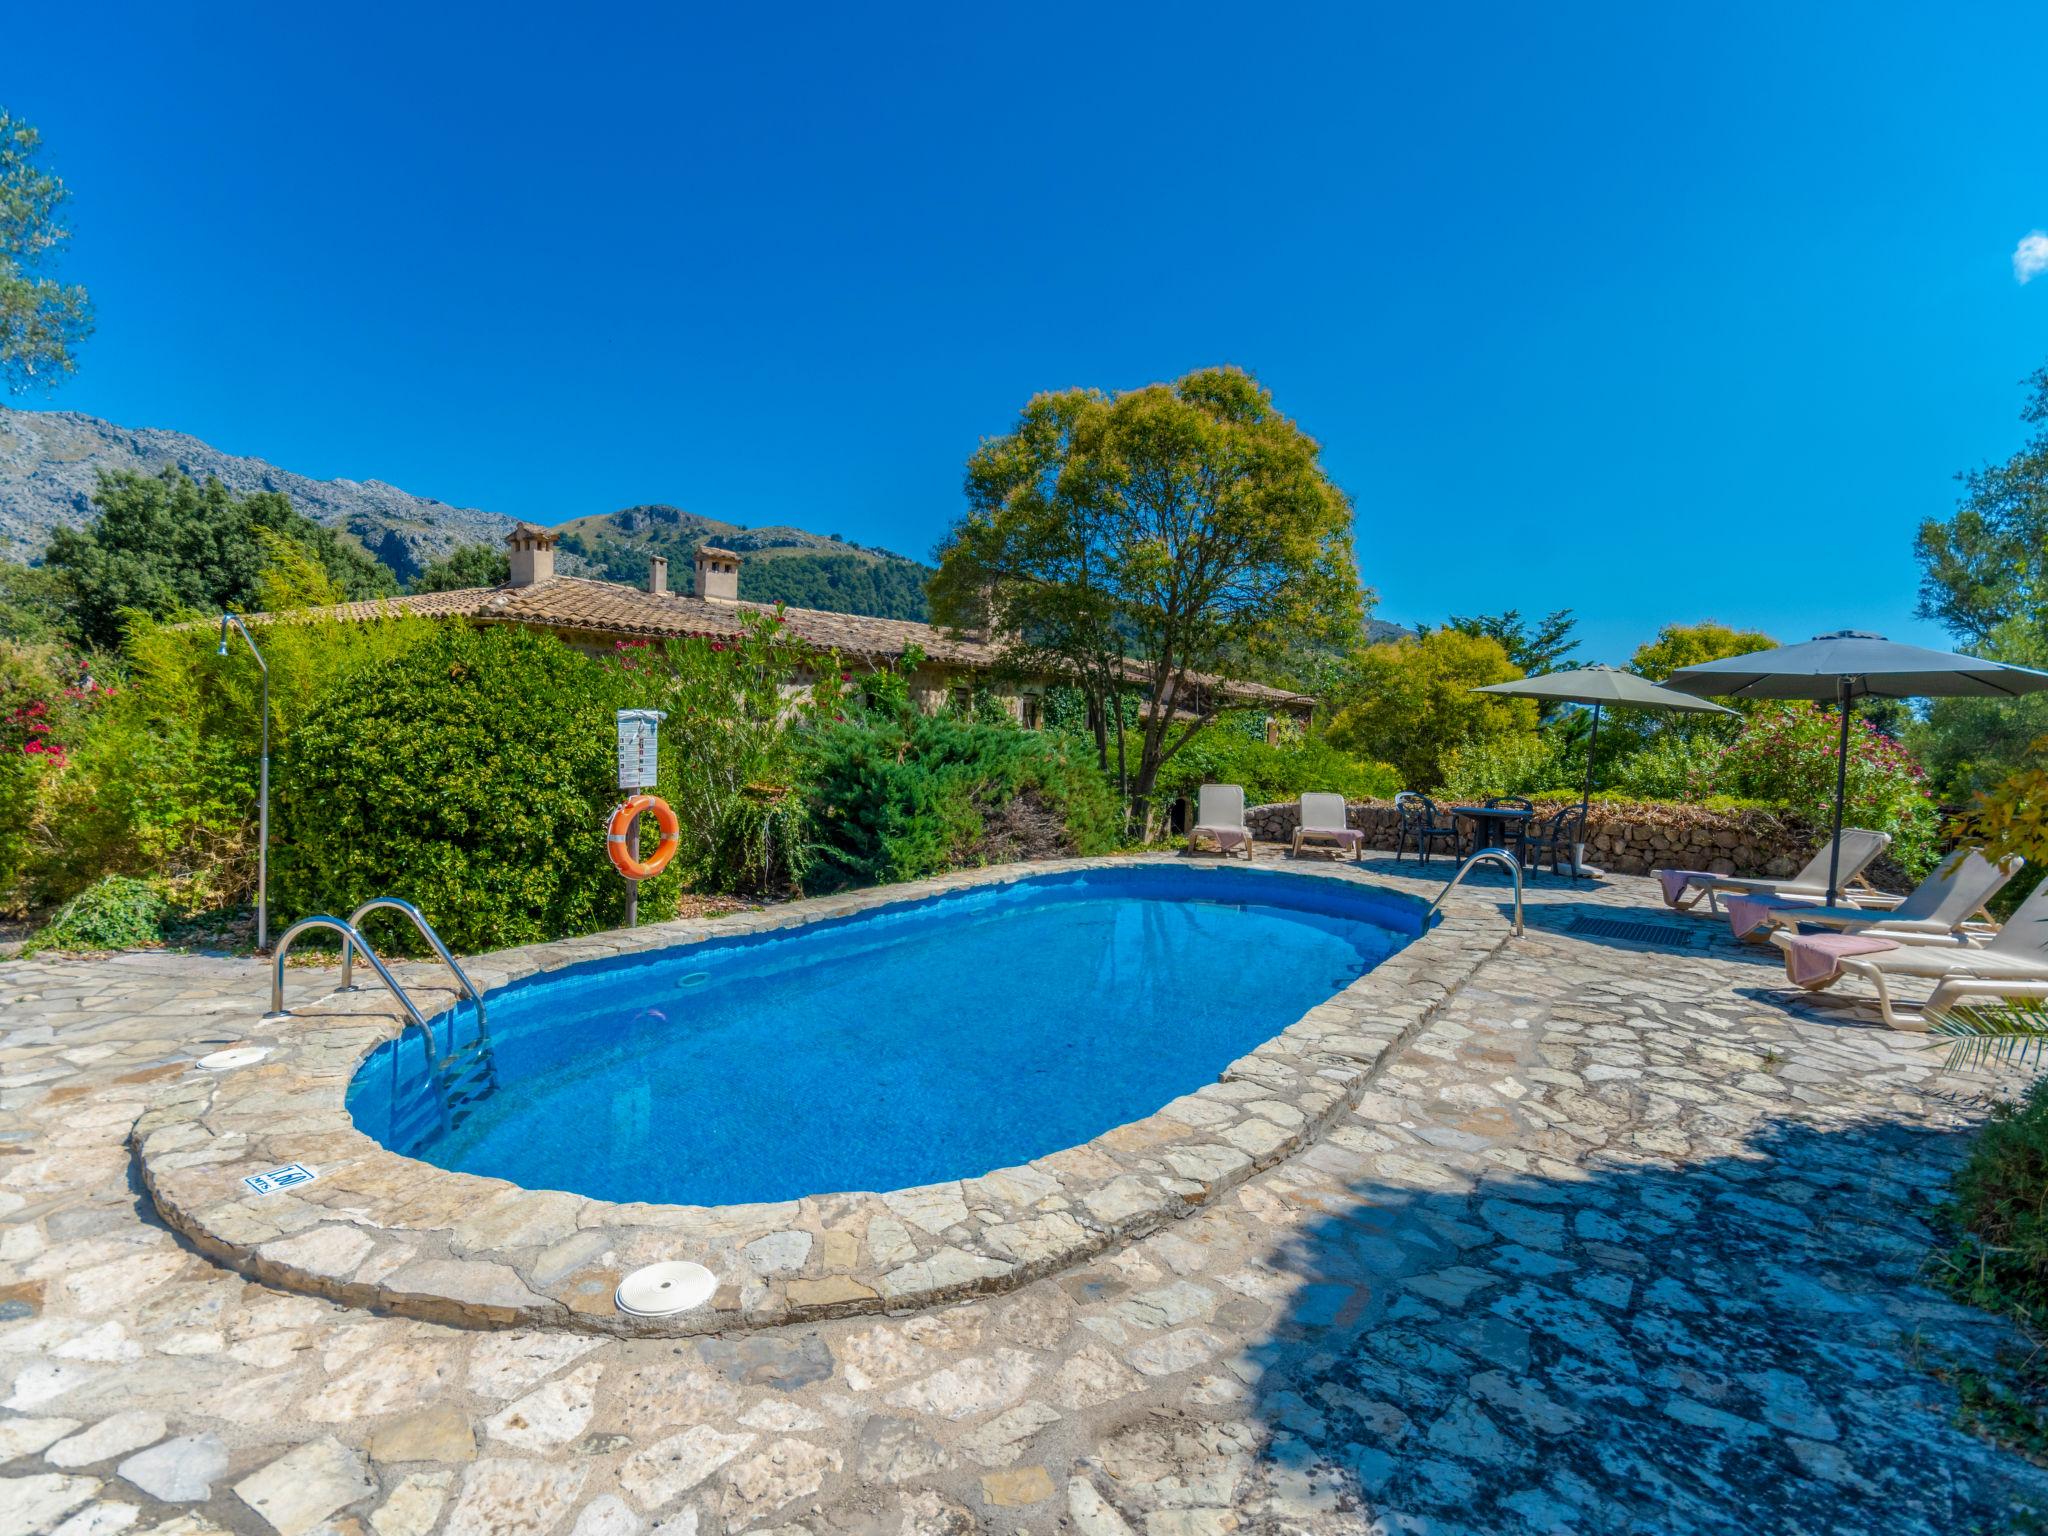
[1450,805,1535,857]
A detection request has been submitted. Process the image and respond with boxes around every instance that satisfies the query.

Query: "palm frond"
[1930,996,2048,1072]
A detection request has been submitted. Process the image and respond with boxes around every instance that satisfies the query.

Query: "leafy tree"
[1910,366,2048,800]
[1324,629,1536,790]
[1961,745,2048,918]
[930,367,1362,825]
[1911,617,2048,801]
[576,536,932,620]
[1917,365,2048,645]
[1440,608,1577,675]
[0,560,72,643]
[408,542,509,593]
[0,110,92,392]
[43,469,396,647]
[737,553,928,620]
[1628,620,1777,681]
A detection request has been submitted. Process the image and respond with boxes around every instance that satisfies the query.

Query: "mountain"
[0,406,936,619]
[0,406,514,579]
[555,504,932,621]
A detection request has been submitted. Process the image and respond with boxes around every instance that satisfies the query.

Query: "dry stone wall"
[1242,796,1904,886]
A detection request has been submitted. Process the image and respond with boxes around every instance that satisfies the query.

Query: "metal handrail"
[1427,849,1525,937]
[266,916,437,1065]
[341,898,486,1040]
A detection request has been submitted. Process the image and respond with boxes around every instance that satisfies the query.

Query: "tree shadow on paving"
[1193,1118,2048,1536]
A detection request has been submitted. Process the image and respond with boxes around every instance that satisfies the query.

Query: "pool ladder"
[1427,849,1525,937]
[265,898,486,1069]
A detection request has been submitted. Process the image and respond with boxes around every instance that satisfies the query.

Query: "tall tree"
[408,542,510,593]
[930,367,1361,823]
[1440,608,1577,675]
[1325,629,1535,790]
[1628,620,1777,681]
[44,469,396,648]
[0,110,92,393]
[1916,365,2048,647]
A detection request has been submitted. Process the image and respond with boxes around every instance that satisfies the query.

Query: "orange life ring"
[607,795,680,880]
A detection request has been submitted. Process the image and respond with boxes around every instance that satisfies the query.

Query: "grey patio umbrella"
[1664,631,2048,904]
[1473,664,1738,816]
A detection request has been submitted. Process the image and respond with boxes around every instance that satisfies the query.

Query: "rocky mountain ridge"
[0,408,933,617]
[0,406,514,579]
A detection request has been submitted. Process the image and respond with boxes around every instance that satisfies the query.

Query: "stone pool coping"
[133,854,1509,1336]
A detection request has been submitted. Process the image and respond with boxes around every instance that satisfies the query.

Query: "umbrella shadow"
[1124,1117,2048,1534]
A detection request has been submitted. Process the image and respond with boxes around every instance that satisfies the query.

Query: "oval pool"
[345,864,1425,1206]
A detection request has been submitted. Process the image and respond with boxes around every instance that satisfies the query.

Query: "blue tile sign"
[242,1163,318,1196]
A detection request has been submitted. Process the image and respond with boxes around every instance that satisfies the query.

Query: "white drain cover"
[198,1046,270,1071]
[615,1261,717,1317]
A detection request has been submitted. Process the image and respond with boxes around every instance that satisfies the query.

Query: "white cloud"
[2016,230,2048,284]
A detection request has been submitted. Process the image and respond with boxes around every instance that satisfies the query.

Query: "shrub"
[802,709,1119,893]
[1711,703,1941,876]
[1941,1075,2048,1328]
[273,625,695,953]
[1440,731,1568,802]
[1608,733,1724,801]
[10,599,435,915]
[1154,716,1399,808]
[609,612,834,895]
[23,874,169,955]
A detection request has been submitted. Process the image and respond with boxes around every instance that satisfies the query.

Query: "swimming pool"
[344,864,1425,1207]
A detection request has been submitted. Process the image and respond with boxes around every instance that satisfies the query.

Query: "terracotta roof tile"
[249,576,1313,710]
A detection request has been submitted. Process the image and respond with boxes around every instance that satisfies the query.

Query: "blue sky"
[7,3,2045,664]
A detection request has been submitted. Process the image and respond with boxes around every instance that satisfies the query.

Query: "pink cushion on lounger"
[1198,827,1249,852]
[1726,892,1832,938]
[1782,931,1897,989]
[1658,869,1712,906]
[1726,895,1790,939]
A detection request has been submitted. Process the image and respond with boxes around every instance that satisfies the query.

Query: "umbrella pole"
[1826,681,1852,905]
[1581,702,1600,816]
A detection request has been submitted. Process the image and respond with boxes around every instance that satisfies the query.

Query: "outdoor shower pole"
[1826,677,1853,907]
[218,614,270,951]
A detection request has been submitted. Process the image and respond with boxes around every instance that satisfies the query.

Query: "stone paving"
[5,854,2048,1535]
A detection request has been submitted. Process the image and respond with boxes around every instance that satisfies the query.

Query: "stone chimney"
[505,523,558,587]
[693,545,740,602]
[647,554,668,596]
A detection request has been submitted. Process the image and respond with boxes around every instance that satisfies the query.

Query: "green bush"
[610,613,833,895]
[1152,715,1398,808]
[1440,731,1568,802]
[23,875,169,955]
[273,625,693,953]
[1607,732,1723,801]
[802,709,1119,893]
[1942,1075,2048,1324]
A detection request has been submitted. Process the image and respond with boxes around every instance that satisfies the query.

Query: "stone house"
[285,523,1316,727]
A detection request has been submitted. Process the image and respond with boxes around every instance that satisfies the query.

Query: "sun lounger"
[1656,829,1892,912]
[1725,848,2020,942]
[1769,874,2048,1029]
[1189,783,1253,860]
[1291,792,1364,861]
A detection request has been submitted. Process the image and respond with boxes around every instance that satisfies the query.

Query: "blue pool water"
[345,865,1424,1206]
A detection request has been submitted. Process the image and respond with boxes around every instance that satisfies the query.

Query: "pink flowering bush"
[1707,703,1941,876]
